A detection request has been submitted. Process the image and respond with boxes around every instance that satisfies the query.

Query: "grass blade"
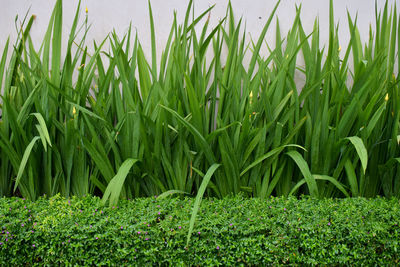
[344,159,359,197]
[31,113,52,147]
[286,150,319,197]
[157,190,190,199]
[240,145,305,177]
[101,159,138,207]
[289,175,350,197]
[13,136,40,192]
[345,136,368,174]
[186,163,220,248]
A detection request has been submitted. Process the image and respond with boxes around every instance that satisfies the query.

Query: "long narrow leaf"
[186,164,220,248]
[101,159,138,207]
[13,136,40,192]
[286,150,319,197]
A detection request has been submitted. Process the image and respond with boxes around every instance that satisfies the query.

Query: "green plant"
[1,195,399,265]
[0,0,399,203]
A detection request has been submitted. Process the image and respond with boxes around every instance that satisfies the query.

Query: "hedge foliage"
[0,195,399,265]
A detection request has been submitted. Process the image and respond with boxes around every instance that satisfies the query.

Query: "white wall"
[0,0,399,66]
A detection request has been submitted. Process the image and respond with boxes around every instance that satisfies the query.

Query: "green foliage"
[186,163,220,247]
[0,0,399,203]
[0,195,399,265]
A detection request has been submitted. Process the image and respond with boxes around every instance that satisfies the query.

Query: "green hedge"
[1,195,399,265]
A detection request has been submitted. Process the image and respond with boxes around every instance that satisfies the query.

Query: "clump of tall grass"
[0,0,399,204]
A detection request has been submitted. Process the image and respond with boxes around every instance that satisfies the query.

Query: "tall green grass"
[0,0,399,203]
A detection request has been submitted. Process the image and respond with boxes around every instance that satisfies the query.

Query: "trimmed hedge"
[0,195,399,265]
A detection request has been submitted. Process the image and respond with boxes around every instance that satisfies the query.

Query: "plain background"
[0,0,399,68]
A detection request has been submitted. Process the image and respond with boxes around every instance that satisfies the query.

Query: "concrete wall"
[0,0,399,66]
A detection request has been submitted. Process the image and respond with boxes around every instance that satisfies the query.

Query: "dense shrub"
[0,195,399,265]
